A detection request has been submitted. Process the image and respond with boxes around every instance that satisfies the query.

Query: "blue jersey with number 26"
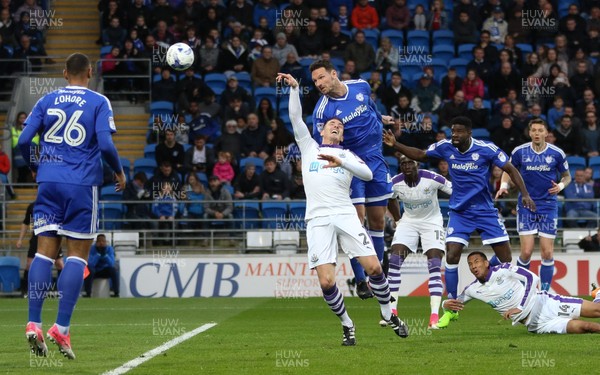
[24,85,116,186]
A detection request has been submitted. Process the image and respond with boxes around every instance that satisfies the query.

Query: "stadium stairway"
[113,110,148,163]
[42,0,100,75]
[5,187,36,253]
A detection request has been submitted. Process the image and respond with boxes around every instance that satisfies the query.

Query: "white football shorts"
[391,219,446,253]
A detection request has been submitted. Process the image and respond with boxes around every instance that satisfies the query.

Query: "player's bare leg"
[348,204,373,299]
[26,236,61,357]
[490,241,512,263]
[357,255,408,337]
[316,263,356,345]
[438,242,464,328]
[47,238,93,359]
[425,249,444,329]
[517,234,535,269]
[538,236,555,291]
[567,300,600,333]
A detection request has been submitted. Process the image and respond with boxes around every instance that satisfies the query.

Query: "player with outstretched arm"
[383,116,536,328]
[277,72,408,345]
[19,53,126,359]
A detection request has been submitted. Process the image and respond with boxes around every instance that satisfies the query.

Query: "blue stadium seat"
[204,73,227,93]
[362,29,380,51]
[150,101,175,115]
[240,157,264,174]
[233,202,260,229]
[100,45,112,56]
[101,203,124,230]
[567,156,586,176]
[449,58,469,78]
[516,43,534,55]
[430,58,448,82]
[432,44,455,61]
[399,64,423,83]
[589,156,600,179]
[0,256,21,293]
[261,201,288,229]
[101,185,123,202]
[407,0,429,12]
[457,44,476,60]
[120,157,131,179]
[385,156,399,175]
[235,71,252,92]
[472,128,490,141]
[133,157,157,175]
[432,30,454,46]
[289,202,306,230]
[144,143,157,159]
[406,30,430,50]
[381,29,404,47]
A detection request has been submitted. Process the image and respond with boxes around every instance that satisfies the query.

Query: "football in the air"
[166,43,195,71]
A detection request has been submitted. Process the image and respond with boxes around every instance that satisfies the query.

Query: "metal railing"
[0,59,28,97]
[96,58,152,103]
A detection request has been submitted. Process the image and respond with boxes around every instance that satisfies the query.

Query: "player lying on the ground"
[385,155,452,329]
[443,251,600,334]
[277,72,408,345]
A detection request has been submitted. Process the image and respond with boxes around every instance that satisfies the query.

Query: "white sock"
[340,312,353,327]
[380,304,392,321]
[390,290,399,311]
[56,323,69,335]
[430,295,441,315]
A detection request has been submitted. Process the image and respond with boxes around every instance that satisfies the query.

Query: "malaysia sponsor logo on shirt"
[525,165,552,171]
[451,162,479,171]
[341,104,368,123]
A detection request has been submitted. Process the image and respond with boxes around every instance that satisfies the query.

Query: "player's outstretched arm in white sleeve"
[276,73,311,147]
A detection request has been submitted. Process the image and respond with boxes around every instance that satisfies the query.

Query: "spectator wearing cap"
[220,74,254,110]
[410,73,441,114]
[482,6,507,44]
[272,32,298,66]
[251,45,280,87]
[260,156,290,200]
[233,162,262,199]
[324,21,351,58]
[215,119,243,160]
[184,135,215,175]
[204,175,233,228]
[344,30,375,73]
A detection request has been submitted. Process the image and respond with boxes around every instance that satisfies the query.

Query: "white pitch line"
[102,322,217,375]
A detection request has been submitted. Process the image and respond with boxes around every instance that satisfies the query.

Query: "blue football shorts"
[446,208,509,246]
[350,153,392,206]
[517,203,558,238]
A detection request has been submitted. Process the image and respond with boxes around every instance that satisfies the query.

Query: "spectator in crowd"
[198,36,219,75]
[582,111,600,158]
[220,75,254,111]
[85,234,119,298]
[182,172,205,230]
[467,96,490,129]
[127,0,151,29]
[132,15,150,43]
[219,36,249,74]
[241,113,269,158]
[439,90,468,129]
[14,11,43,53]
[502,35,523,69]
[482,7,507,44]
[575,89,599,119]
[0,8,16,46]
[14,34,45,71]
[454,11,478,46]
[260,156,290,200]
[477,30,499,66]
[554,115,583,156]
[564,169,598,228]
[280,52,306,83]
[150,0,175,28]
[578,228,600,252]
[187,100,220,143]
[176,67,214,114]
[385,0,410,31]
[289,159,306,199]
[123,172,156,231]
[440,67,463,101]
[297,20,324,59]
[267,117,294,155]
[203,175,233,228]
[11,111,37,182]
[489,101,514,131]
[491,62,520,100]
[533,48,568,79]
[14,0,45,28]
[412,4,426,30]
[351,0,379,30]
[251,45,279,87]
[152,182,178,244]
[344,30,375,73]
[375,37,399,74]
[146,160,182,198]
[466,47,493,84]
[491,117,522,154]
[256,98,274,128]
[507,8,530,44]
[223,95,251,124]
[390,93,414,124]
[570,60,594,96]
[151,67,177,102]
[428,0,449,30]
[325,20,351,58]
[462,69,485,101]
[215,119,243,160]
[567,48,594,77]
[410,74,441,114]
[228,0,253,28]
[212,151,235,185]
[342,60,360,79]
[547,96,565,129]
[102,16,127,48]
[233,162,261,199]
[184,135,215,175]
[197,92,221,119]
[589,28,600,58]
[156,129,185,174]
[521,52,540,79]
[272,32,298,66]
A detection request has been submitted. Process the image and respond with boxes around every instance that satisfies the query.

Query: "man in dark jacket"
[203,175,233,228]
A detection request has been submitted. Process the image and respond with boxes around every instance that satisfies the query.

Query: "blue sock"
[540,259,554,292]
[517,257,530,269]
[489,255,500,267]
[56,257,86,328]
[445,264,459,300]
[369,230,385,263]
[28,254,55,323]
[350,258,367,283]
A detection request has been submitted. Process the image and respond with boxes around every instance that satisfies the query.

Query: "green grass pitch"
[1,296,597,374]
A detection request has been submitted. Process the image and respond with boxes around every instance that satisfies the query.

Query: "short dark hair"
[528,117,548,130]
[450,116,473,129]
[265,156,277,165]
[65,53,91,76]
[309,59,336,73]
[467,251,487,261]
[133,172,148,183]
[391,71,402,78]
